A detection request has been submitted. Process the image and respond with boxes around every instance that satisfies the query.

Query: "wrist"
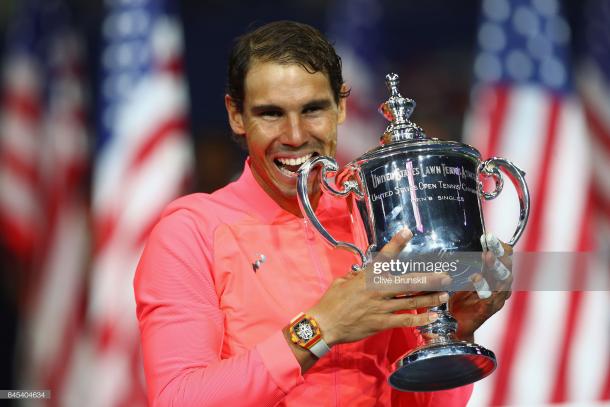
[307,308,338,347]
[282,326,317,374]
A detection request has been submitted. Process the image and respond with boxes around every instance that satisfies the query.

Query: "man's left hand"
[450,234,514,342]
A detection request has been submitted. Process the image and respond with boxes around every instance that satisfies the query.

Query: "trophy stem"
[389,301,497,392]
[418,302,458,343]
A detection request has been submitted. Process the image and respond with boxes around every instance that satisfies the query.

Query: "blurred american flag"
[59,0,193,405]
[579,0,610,399]
[464,0,610,405]
[0,2,43,261]
[580,1,610,251]
[0,1,90,404]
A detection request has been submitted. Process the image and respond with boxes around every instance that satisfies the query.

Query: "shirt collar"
[234,158,341,224]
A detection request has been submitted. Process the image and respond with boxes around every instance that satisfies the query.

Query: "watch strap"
[309,337,331,358]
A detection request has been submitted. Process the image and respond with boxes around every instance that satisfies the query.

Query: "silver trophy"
[297,73,530,391]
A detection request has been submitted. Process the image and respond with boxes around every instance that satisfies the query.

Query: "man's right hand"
[307,227,450,347]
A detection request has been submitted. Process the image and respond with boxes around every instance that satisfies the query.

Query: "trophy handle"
[478,157,531,246]
[297,155,368,270]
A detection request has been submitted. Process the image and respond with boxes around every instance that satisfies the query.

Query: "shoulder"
[135,188,240,293]
[150,180,254,246]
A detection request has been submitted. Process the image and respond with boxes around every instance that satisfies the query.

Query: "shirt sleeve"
[134,209,304,406]
[387,327,474,407]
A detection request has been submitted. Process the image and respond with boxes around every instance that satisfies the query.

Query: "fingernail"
[428,312,439,322]
[439,292,449,302]
[441,276,452,287]
[485,233,505,257]
[469,273,483,283]
[493,258,511,281]
[473,277,492,299]
[400,227,412,239]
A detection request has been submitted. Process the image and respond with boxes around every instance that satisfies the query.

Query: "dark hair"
[227,20,350,112]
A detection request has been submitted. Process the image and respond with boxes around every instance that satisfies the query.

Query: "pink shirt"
[134,160,473,406]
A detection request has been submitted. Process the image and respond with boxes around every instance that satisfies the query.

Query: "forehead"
[243,61,334,107]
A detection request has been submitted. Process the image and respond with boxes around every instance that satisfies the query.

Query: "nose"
[280,114,308,147]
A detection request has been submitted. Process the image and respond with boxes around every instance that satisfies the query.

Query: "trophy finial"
[385,73,400,97]
[378,72,425,144]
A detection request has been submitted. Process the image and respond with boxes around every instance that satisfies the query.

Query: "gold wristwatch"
[288,312,331,358]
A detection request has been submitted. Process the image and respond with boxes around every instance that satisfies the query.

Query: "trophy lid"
[378,73,427,144]
[347,72,481,165]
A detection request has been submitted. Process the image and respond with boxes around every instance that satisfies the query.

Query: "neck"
[249,164,322,218]
[282,191,322,218]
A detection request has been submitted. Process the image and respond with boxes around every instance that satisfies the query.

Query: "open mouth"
[273,153,318,177]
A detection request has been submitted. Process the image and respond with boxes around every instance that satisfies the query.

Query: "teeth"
[278,166,296,177]
[277,153,312,166]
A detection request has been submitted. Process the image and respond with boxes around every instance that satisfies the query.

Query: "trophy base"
[389,341,496,392]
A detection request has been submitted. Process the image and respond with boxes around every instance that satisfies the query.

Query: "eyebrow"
[302,99,332,110]
[250,99,333,115]
[250,104,282,115]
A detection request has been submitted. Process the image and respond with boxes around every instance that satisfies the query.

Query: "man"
[134,20,512,406]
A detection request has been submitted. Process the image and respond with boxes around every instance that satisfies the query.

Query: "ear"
[337,83,348,124]
[225,94,246,135]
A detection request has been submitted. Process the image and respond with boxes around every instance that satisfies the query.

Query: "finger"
[491,257,511,281]
[379,227,412,258]
[497,252,512,270]
[385,311,439,329]
[482,251,511,283]
[384,292,449,312]
[491,290,510,310]
[483,285,513,311]
[491,273,513,294]
[482,233,514,257]
[493,257,512,282]
[470,273,492,299]
[481,233,503,256]
[487,244,513,271]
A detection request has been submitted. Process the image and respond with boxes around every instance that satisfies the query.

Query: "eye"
[303,100,332,115]
[260,110,282,119]
[303,105,323,115]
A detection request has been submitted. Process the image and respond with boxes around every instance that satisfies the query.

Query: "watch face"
[295,320,315,341]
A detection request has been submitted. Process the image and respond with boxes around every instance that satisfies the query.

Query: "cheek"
[245,122,280,151]
[309,115,335,130]
[317,118,338,150]
[309,116,338,138]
